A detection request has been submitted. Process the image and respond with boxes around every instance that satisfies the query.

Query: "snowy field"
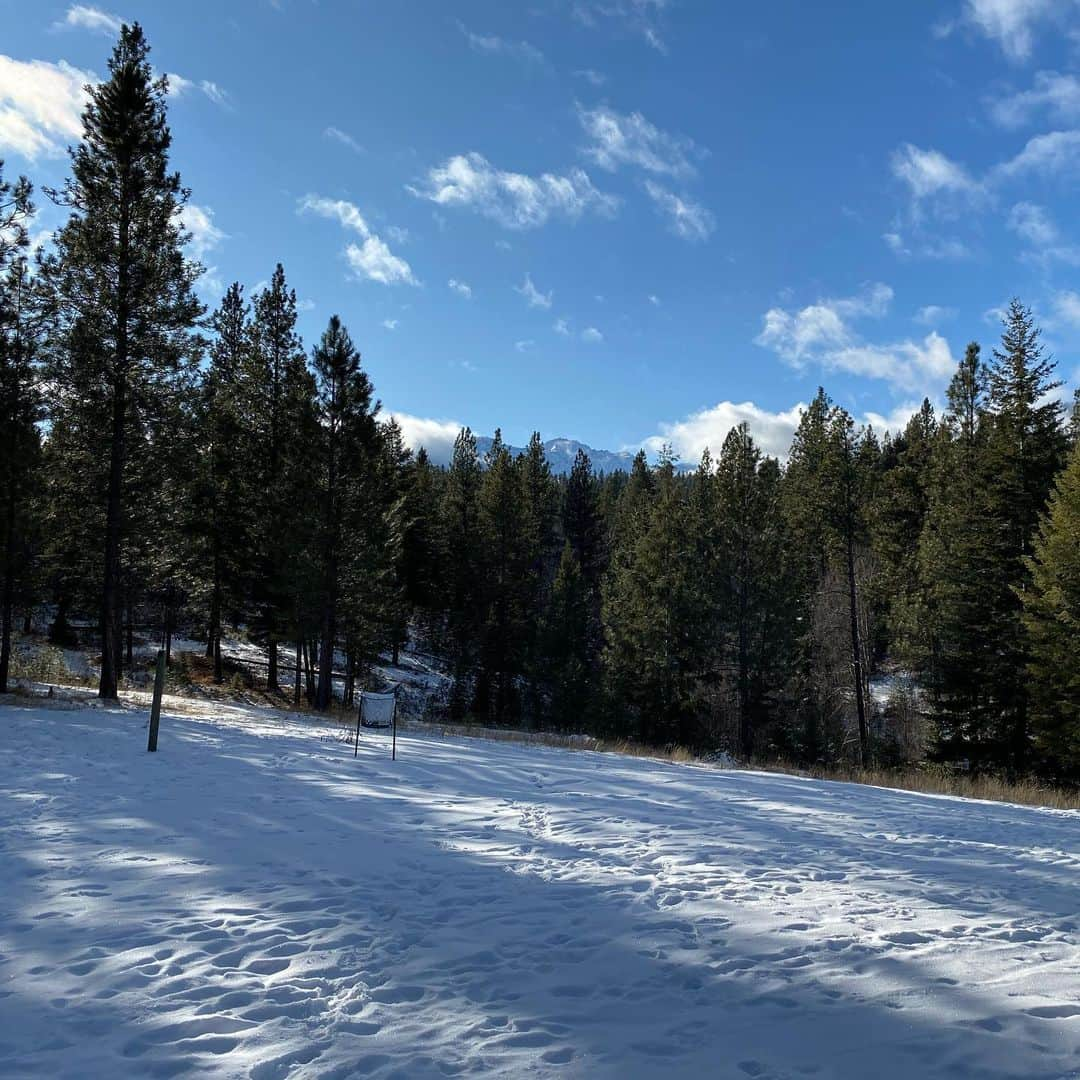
[1,697,1079,1079]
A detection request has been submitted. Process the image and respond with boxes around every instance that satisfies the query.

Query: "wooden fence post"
[147,648,165,752]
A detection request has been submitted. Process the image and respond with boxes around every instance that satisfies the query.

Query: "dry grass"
[752,759,1080,812]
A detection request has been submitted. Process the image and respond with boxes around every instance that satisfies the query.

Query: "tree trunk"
[0,556,13,696]
[164,587,174,667]
[293,638,302,707]
[846,527,869,767]
[125,594,134,671]
[99,375,126,700]
[344,650,355,709]
[316,601,335,710]
[213,630,222,684]
[267,637,279,692]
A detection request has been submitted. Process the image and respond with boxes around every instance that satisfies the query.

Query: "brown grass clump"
[751,759,1080,812]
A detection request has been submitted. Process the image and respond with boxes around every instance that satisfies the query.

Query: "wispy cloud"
[571,0,673,53]
[989,71,1080,128]
[166,73,230,108]
[575,68,607,86]
[578,104,700,178]
[1006,201,1080,264]
[515,339,535,352]
[644,180,714,240]
[299,195,418,286]
[940,0,1073,63]
[914,304,957,325]
[382,318,399,330]
[324,125,364,153]
[55,4,122,35]
[516,273,553,309]
[409,152,618,229]
[581,326,603,343]
[448,278,472,299]
[179,203,226,260]
[456,21,546,65]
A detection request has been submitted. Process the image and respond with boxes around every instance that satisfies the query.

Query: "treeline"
[2,26,1080,779]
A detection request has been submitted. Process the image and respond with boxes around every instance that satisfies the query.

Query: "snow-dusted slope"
[1,698,1078,1079]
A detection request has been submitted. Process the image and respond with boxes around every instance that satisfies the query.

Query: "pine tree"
[714,424,788,759]
[518,433,558,725]
[0,250,42,693]
[602,452,704,745]
[242,264,312,691]
[311,315,377,709]
[1023,442,1080,774]
[981,301,1066,767]
[40,25,202,697]
[197,283,251,680]
[873,400,935,663]
[441,427,483,719]
[541,543,592,730]
[475,431,529,725]
[918,343,998,760]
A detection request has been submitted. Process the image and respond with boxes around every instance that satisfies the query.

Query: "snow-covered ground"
[1,696,1078,1079]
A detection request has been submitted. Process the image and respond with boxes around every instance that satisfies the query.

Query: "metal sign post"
[354,697,363,758]
[392,695,397,761]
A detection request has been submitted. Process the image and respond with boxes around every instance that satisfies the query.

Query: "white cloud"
[756,284,954,391]
[954,0,1069,63]
[581,326,603,343]
[990,71,1080,128]
[1007,200,1057,244]
[884,229,970,260]
[166,74,229,107]
[324,126,363,153]
[515,272,552,309]
[56,4,122,34]
[891,143,978,201]
[554,317,570,335]
[391,412,463,464]
[515,339,535,352]
[457,22,545,65]
[382,318,399,330]
[0,56,91,160]
[914,304,957,325]
[642,400,808,462]
[756,283,892,361]
[642,396,931,465]
[179,203,226,260]
[643,180,714,241]
[344,238,417,287]
[572,0,672,53]
[1052,290,1080,325]
[861,400,930,437]
[992,129,1080,180]
[448,278,472,299]
[299,195,418,286]
[826,334,955,389]
[648,294,661,305]
[409,151,618,229]
[578,104,698,178]
[575,69,607,86]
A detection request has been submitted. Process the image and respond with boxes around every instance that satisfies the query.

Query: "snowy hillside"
[2,696,1079,1078]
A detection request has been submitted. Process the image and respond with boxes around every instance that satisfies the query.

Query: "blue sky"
[3,0,1080,461]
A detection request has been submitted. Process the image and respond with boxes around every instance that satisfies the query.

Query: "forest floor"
[2,690,1079,1079]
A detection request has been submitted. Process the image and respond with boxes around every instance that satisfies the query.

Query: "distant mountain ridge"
[474,436,639,476]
